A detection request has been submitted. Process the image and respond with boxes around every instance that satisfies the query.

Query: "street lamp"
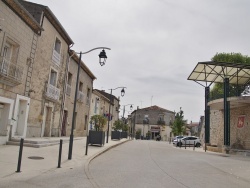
[68,47,111,160]
[106,87,126,143]
[122,104,133,119]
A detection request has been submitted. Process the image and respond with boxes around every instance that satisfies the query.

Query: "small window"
[87,88,90,98]
[68,72,72,85]
[54,38,61,54]
[2,37,19,64]
[79,82,83,92]
[49,69,57,86]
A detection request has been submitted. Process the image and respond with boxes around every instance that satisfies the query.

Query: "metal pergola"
[188,61,250,149]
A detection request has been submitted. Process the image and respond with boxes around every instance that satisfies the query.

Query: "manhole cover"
[28,156,44,160]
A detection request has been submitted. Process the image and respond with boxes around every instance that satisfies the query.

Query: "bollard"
[85,136,89,156]
[193,141,195,151]
[57,139,63,168]
[169,137,171,144]
[16,138,24,173]
[205,143,207,152]
[179,140,181,148]
[185,140,186,149]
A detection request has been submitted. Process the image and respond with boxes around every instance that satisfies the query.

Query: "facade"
[62,51,96,137]
[0,0,99,145]
[90,89,120,134]
[17,0,74,138]
[130,105,175,141]
[0,0,42,144]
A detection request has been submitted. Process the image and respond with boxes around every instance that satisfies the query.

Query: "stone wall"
[210,106,250,150]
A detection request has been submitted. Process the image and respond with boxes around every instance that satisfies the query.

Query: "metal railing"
[45,83,60,101]
[210,85,245,101]
[0,57,23,85]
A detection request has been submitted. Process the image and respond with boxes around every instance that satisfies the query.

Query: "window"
[67,73,72,85]
[49,69,57,86]
[2,38,19,64]
[79,82,83,92]
[66,72,72,96]
[54,38,61,54]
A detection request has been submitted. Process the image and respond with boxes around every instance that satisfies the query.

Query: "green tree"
[171,108,186,136]
[90,115,107,131]
[210,53,250,100]
[112,119,124,131]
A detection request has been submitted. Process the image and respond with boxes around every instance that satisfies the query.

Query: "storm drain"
[28,156,44,160]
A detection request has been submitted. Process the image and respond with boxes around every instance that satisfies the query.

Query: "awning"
[188,61,250,85]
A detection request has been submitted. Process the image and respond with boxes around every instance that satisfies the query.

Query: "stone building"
[90,89,120,135]
[0,0,105,144]
[17,0,74,138]
[0,0,43,144]
[130,105,175,141]
[62,51,96,137]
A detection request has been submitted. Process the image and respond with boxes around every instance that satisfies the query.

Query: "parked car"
[172,135,184,142]
[172,136,184,144]
[173,136,201,147]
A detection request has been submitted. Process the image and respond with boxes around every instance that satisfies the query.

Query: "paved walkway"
[0,137,129,181]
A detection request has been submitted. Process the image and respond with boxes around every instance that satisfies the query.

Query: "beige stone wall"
[27,16,69,137]
[0,1,35,97]
[64,58,93,137]
[210,106,250,149]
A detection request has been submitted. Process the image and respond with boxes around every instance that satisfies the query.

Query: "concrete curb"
[84,139,131,188]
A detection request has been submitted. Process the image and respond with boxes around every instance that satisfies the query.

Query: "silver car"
[173,136,201,147]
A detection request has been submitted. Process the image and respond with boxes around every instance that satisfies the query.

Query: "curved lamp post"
[122,104,133,119]
[106,87,126,143]
[68,47,111,160]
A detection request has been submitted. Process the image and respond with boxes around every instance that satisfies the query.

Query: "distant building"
[89,89,120,135]
[130,105,175,141]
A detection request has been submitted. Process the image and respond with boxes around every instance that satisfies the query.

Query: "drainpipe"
[58,45,74,137]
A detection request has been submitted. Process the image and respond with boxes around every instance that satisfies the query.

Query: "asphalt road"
[89,140,250,188]
[1,140,250,188]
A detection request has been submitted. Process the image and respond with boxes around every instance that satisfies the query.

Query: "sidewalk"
[0,137,130,181]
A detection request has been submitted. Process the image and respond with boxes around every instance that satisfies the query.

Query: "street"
[89,140,250,188]
[1,140,250,188]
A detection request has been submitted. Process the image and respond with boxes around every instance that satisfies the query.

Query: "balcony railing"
[210,85,245,101]
[77,91,84,102]
[0,57,23,86]
[45,83,60,101]
[52,50,61,66]
[66,84,71,96]
[157,120,166,125]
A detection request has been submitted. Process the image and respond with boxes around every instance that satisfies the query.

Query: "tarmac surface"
[0,137,129,182]
[1,137,249,187]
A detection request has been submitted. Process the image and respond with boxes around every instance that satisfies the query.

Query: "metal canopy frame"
[187,61,250,150]
[188,61,250,87]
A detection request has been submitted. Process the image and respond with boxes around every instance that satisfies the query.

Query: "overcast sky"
[29,0,250,122]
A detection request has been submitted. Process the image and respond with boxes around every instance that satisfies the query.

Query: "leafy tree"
[171,108,186,136]
[122,124,129,132]
[112,119,124,131]
[210,53,250,100]
[90,115,107,131]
